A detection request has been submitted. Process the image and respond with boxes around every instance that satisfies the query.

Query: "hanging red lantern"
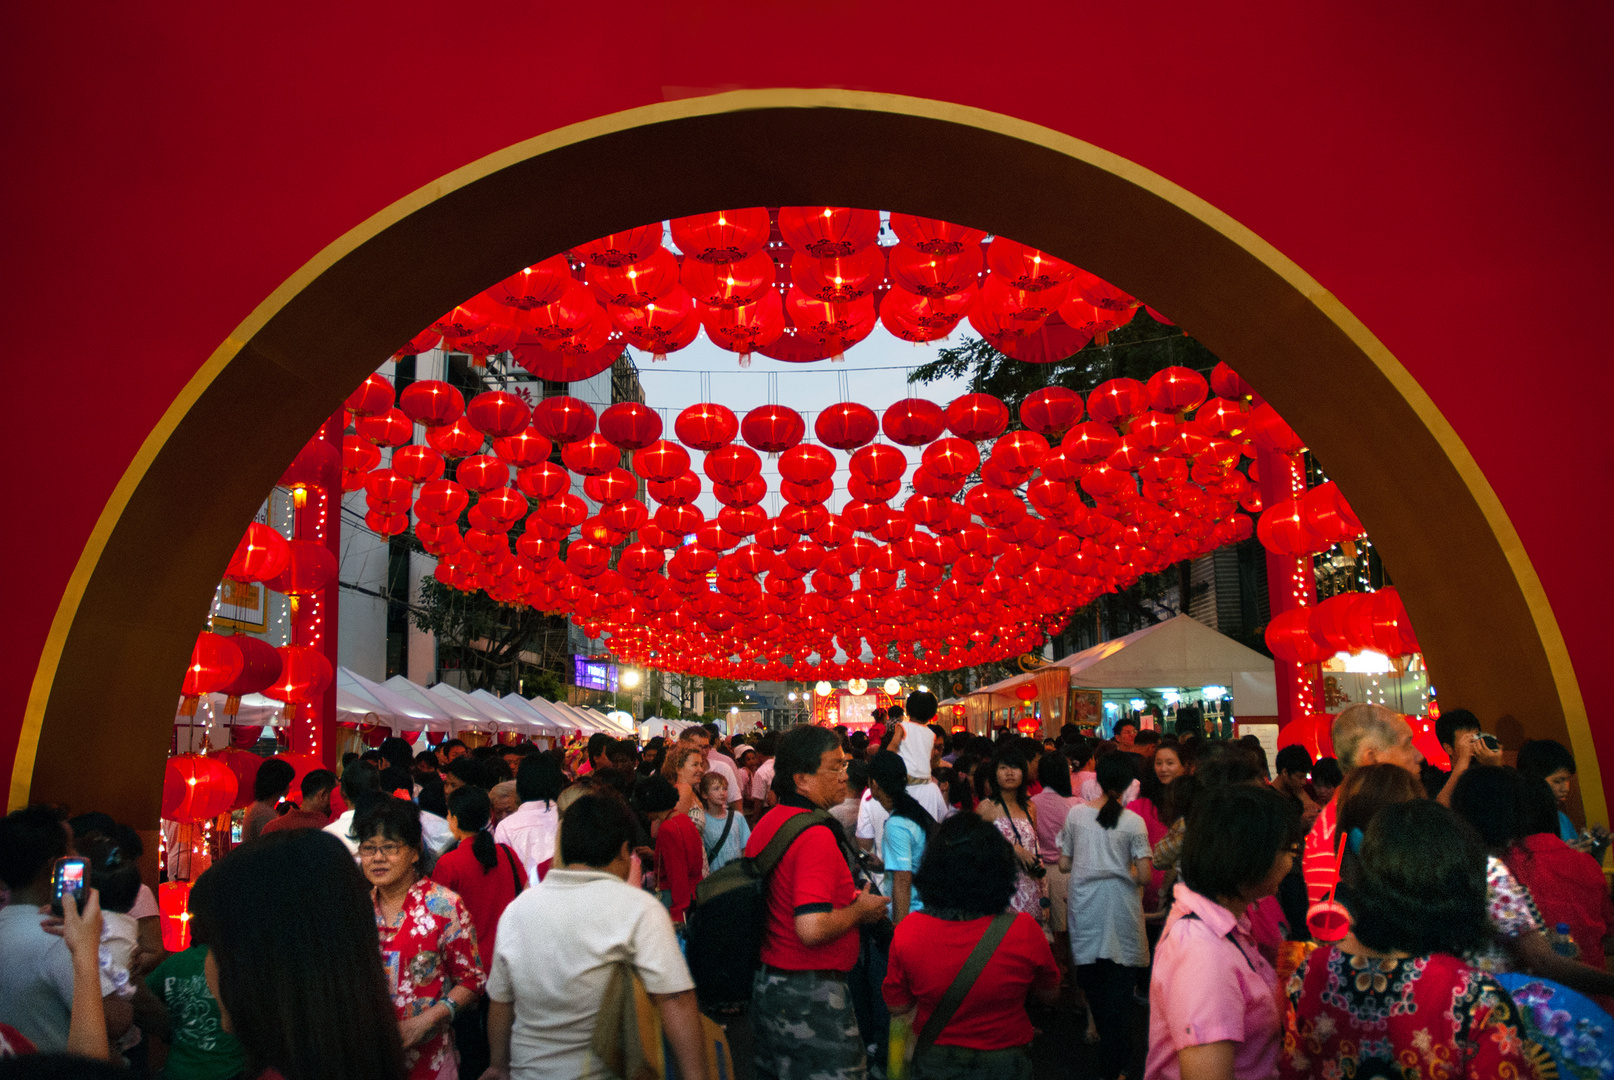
[1256,498,1322,555]
[561,434,621,476]
[786,291,878,356]
[674,402,739,451]
[356,408,413,448]
[573,226,663,267]
[520,282,602,347]
[218,635,283,700]
[886,242,982,297]
[1019,387,1084,436]
[1210,362,1261,404]
[945,394,1010,441]
[889,214,987,255]
[610,289,699,359]
[1301,482,1364,545]
[161,754,239,824]
[790,246,885,303]
[1014,682,1040,703]
[1247,404,1306,456]
[512,462,567,502]
[703,445,763,485]
[513,332,620,382]
[922,438,982,481]
[468,488,527,533]
[425,418,485,459]
[882,399,948,446]
[598,402,664,451]
[397,380,465,428]
[530,396,597,444]
[341,436,382,491]
[701,290,786,359]
[366,511,409,536]
[680,250,775,308]
[213,747,263,810]
[850,444,907,485]
[1146,367,1210,415]
[986,238,1076,292]
[741,405,806,453]
[878,287,973,343]
[776,207,880,258]
[180,633,244,698]
[415,479,470,523]
[392,329,441,361]
[1265,608,1327,664]
[392,445,445,484]
[670,207,771,263]
[626,442,690,484]
[344,374,395,418]
[455,455,511,494]
[585,247,678,308]
[267,540,336,600]
[814,402,879,450]
[491,427,553,469]
[486,254,574,309]
[464,391,531,439]
[991,431,1049,473]
[264,644,333,704]
[225,522,290,583]
[363,468,413,508]
[779,444,837,485]
[1087,379,1151,426]
[1276,713,1336,763]
[535,493,588,530]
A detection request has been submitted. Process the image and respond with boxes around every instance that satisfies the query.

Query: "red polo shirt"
[744,805,859,972]
[883,912,1058,1049]
[430,838,522,971]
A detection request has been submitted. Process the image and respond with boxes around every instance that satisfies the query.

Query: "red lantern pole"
[1257,448,1323,726]
[288,413,343,767]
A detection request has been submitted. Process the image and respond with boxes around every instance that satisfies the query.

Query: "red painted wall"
[4,3,1612,792]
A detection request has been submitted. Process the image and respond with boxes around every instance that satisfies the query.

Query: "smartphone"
[50,856,88,917]
[1479,733,1502,752]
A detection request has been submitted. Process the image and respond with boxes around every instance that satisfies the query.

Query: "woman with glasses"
[357,797,486,1080]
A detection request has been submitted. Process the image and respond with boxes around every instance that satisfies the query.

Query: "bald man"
[1301,703,1425,905]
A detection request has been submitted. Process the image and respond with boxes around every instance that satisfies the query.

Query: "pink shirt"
[1146,883,1282,1080]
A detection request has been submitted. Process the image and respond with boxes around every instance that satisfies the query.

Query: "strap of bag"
[706,810,736,865]
[754,809,830,877]
[500,843,524,895]
[916,912,1016,1053]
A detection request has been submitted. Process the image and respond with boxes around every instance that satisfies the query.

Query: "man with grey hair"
[1301,703,1425,905]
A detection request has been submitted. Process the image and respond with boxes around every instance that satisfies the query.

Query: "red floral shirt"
[375,878,486,1080]
[1281,946,1552,1080]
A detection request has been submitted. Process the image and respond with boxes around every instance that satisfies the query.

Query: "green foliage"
[413,577,570,692]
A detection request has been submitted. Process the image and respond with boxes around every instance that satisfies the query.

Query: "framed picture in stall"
[1070,688,1102,731]
[213,577,268,632]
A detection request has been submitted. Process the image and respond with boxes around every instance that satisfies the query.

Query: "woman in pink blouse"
[1147,783,1300,1080]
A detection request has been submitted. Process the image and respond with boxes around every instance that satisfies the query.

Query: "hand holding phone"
[50,856,88,918]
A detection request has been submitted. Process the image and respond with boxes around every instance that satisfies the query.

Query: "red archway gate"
[6,89,1602,829]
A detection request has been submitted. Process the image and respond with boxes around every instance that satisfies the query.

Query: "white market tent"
[971,614,1277,717]
[344,669,455,731]
[497,693,566,733]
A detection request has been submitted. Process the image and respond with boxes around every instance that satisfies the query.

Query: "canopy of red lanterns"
[393,207,1173,375]
[329,351,1317,680]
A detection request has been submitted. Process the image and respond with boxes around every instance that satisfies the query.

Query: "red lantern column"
[1257,448,1323,725]
[289,414,343,766]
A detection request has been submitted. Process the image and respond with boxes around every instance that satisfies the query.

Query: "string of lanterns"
[391,208,1173,374]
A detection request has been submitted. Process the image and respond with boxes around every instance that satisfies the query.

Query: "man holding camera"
[1431,708,1504,807]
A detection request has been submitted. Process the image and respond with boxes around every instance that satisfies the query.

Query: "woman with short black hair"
[356,797,486,1080]
[1148,784,1299,1078]
[189,829,407,1080]
[978,743,1047,928]
[883,813,1059,1079]
[1282,799,1550,1079]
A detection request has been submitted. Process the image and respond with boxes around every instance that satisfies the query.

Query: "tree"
[412,576,572,692]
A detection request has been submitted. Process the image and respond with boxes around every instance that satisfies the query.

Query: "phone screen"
[52,858,87,915]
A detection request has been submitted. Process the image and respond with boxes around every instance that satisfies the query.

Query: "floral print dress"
[375,878,487,1080]
[992,807,1046,926]
[1281,946,1552,1079]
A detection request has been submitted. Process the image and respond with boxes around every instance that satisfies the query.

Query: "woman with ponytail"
[1057,751,1153,1080]
[868,751,937,923]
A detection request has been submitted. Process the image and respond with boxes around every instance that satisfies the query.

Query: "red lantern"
[1265,608,1327,664]
[886,241,983,297]
[486,255,573,309]
[670,208,771,263]
[468,488,527,533]
[923,438,982,480]
[530,396,597,444]
[225,522,290,583]
[889,214,987,255]
[814,402,879,450]
[491,427,553,469]
[1256,498,1321,555]
[741,405,806,453]
[162,754,239,824]
[267,540,337,599]
[218,636,283,700]
[520,282,602,347]
[776,207,880,258]
[779,445,837,485]
[991,431,1049,473]
[1210,362,1260,403]
[945,394,1010,441]
[701,290,786,357]
[1276,713,1336,763]
[181,633,244,697]
[393,329,441,360]
[341,436,382,491]
[878,287,973,343]
[986,238,1076,292]
[680,249,775,309]
[791,246,884,303]
[356,408,414,448]
[1018,387,1084,437]
[585,247,678,308]
[345,373,395,418]
[264,645,333,704]
[850,444,907,485]
[675,402,739,451]
[703,445,763,485]
[214,747,263,808]
[465,391,531,439]
[425,418,485,459]
[1247,403,1306,456]
[561,434,620,476]
[1087,379,1150,426]
[882,399,947,446]
[392,445,445,485]
[1146,367,1210,415]
[1301,482,1364,545]
[398,380,464,428]
[158,881,193,952]
[415,479,470,523]
[611,290,699,358]
[1014,683,1040,703]
[625,442,689,488]
[785,291,877,356]
[597,402,663,451]
[455,455,511,494]
[573,226,663,267]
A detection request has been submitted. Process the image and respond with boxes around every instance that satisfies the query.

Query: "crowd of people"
[1,696,1611,1080]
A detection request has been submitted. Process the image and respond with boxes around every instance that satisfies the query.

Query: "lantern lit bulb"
[822,209,832,218]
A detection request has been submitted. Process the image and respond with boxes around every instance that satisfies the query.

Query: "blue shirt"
[883,815,928,912]
[1559,809,1579,845]
[700,808,751,872]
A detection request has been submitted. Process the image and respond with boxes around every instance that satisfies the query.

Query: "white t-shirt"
[896,721,935,782]
[494,800,561,886]
[856,788,889,860]
[907,779,952,824]
[1076,776,1141,805]
[0,904,75,1052]
[487,867,693,1077]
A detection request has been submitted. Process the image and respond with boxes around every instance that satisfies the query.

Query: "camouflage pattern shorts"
[751,967,868,1080]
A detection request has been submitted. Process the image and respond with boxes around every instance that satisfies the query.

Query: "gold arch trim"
[14,89,1596,823]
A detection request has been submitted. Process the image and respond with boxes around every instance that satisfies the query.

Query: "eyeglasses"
[359,842,407,859]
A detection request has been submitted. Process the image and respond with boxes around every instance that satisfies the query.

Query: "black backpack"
[684,809,831,1011]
